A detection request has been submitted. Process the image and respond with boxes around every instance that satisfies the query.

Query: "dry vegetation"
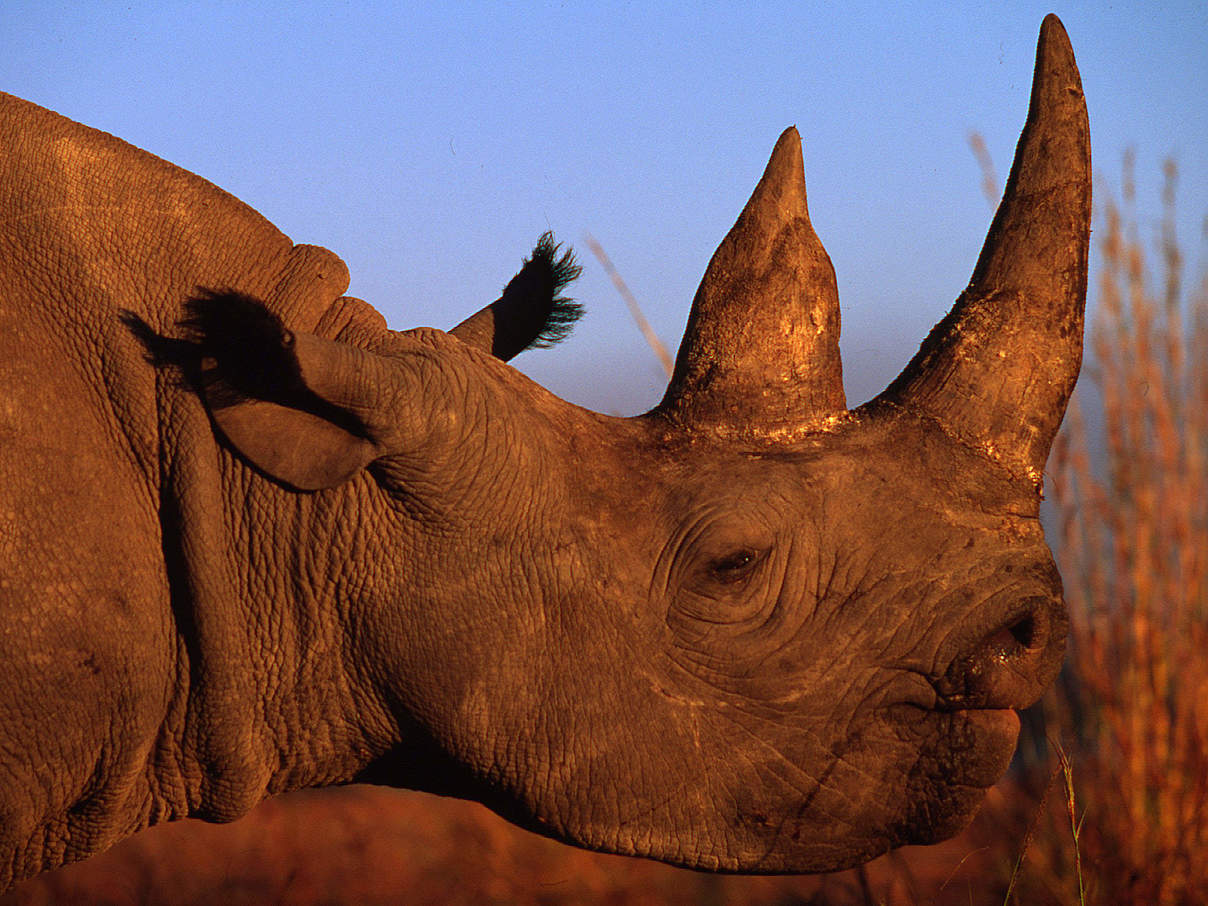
[981,155,1208,905]
[5,161,1207,906]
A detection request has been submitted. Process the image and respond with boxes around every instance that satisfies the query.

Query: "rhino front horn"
[657,126,846,439]
[877,14,1091,481]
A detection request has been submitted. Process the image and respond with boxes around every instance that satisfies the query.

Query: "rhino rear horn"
[656,127,846,439]
[876,15,1091,482]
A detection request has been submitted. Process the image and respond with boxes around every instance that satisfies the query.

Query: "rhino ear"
[185,291,392,491]
[450,232,583,361]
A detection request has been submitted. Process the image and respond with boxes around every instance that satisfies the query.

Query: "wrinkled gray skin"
[0,16,1089,888]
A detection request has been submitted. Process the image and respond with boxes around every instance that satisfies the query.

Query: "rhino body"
[0,17,1088,887]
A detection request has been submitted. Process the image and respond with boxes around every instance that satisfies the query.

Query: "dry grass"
[996,155,1208,905]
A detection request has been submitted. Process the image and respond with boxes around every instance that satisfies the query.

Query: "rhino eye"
[707,549,762,585]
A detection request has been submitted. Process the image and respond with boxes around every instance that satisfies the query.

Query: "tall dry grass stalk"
[1019,156,1208,904]
[583,233,675,377]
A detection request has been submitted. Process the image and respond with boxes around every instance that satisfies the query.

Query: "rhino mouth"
[882,593,1065,794]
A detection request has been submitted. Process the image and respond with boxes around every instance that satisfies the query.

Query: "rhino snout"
[934,594,1068,712]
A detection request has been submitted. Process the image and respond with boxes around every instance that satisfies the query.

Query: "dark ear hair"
[183,291,387,490]
[451,232,583,361]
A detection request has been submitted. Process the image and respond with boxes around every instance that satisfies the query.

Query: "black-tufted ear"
[451,232,583,361]
[184,291,393,491]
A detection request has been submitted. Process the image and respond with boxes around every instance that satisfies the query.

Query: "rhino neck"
[157,446,403,823]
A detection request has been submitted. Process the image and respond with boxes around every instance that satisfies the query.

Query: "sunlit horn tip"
[1039,14,1074,59]
[1033,15,1084,115]
[745,126,808,223]
[970,14,1089,296]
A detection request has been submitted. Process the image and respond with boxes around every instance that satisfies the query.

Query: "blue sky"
[4,2,1206,413]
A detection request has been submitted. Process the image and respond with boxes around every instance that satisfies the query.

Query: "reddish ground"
[2,784,1022,905]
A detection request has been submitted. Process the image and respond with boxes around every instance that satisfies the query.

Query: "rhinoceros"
[0,14,1088,887]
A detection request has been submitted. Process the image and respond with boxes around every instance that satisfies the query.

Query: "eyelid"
[705,547,765,585]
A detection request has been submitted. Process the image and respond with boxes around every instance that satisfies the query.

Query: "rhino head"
[114,17,1083,875]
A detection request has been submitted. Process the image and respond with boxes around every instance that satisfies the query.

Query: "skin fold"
[0,15,1087,887]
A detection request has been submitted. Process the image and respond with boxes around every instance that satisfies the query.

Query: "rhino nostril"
[1006,613,1036,650]
[983,606,1048,660]
[934,600,1061,711]
[980,617,1025,657]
